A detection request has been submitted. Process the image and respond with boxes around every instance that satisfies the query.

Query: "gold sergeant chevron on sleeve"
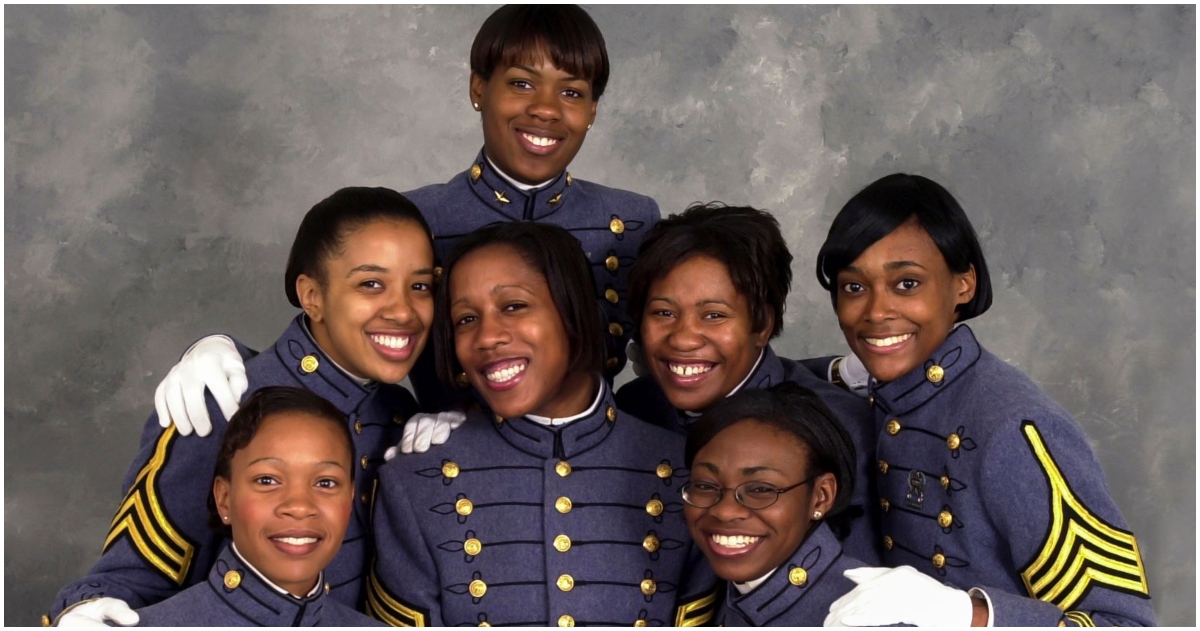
[1018,422,1150,611]
[365,569,427,627]
[103,425,195,585]
[674,589,717,627]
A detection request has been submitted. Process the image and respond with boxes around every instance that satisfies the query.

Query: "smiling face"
[213,412,354,597]
[641,255,772,413]
[684,419,834,583]
[470,48,597,185]
[449,244,594,419]
[298,219,435,384]
[835,219,976,383]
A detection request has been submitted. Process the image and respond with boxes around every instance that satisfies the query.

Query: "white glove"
[823,565,974,627]
[626,339,647,378]
[56,597,139,627]
[385,410,468,460]
[154,335,248,437]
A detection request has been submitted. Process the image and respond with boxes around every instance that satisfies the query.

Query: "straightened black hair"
[685,382,859,539]
[208,386,355,533]
[815,173,993,321]
[284,187,433,308]
[433,222,604,400]
[471,4,610,100]
[628,203,792,338]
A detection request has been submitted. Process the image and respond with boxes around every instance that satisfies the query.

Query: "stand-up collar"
[493,379,618,460]
[206,543,331,626]
[272,314,376,414]
[465,149,572,222]
[725,522,845,626]
[870,324,983,417]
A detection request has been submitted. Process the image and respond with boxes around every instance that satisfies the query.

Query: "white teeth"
[485,362,527,383]
[274,537,318,545]
[669,363,713,377]
[371,334,410,350]
[865,333,912,348]
[522,132,558,147]
[711,534,760,548]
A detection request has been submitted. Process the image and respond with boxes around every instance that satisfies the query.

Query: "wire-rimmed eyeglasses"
[679,475,818,510]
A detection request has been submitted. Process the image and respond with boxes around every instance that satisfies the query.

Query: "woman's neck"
[526,372,600,423]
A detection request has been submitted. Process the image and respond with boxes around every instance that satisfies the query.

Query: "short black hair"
[470,5,610,100]
[208,386,354,532]
[815,173,993,321]
[434,222,604,395]
[628,203,792,338]
[284,187,433,308]
[685,382,858,538]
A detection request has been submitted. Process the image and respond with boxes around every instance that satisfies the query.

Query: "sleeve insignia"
[365,567,428,627]
[102,425,195,585]
[1063,610,1096,626]
[1018,421,1150,610]
[674,588,717,627]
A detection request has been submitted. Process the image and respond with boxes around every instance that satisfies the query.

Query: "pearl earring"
[587,123,592,130]
[813,510,823,519]
[473,102,480,111]
[222,515,229,522]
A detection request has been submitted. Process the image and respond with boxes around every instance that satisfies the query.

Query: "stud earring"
[473,102,480,111]
[222,515,229,522]
[813,510,823,519]
[587,123,592,130]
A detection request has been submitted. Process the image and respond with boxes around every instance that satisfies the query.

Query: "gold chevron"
[102,425,194,585]
[675,588,717,627]
[366,568,427,627]
[1019,422,1149,611]
[1063,610,1096,626]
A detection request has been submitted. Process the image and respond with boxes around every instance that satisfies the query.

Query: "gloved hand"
[626,339,647,378]
[385,410,468,460]
[823,565,975,627]
[154,335,248,437]
[56,597,139,627]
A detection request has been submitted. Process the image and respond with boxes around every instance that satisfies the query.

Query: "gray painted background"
[5,5,1194,625]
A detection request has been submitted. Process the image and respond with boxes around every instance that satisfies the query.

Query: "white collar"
[733,567,777,595]
[684,348,766,418]
[486,155,556,192]
[300,316,371,386]
[524,377,604,427]
[230,542,323,599]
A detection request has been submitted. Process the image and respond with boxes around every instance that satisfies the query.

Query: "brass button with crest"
[360,455,369,470]
[642,534,660,553]
[941,475,951,489]
[300,354,319,374]
[456,372,470,387]
[470,164,482,181]
[645,499,664,516]
[479,623,491,628]
[886,419,901,435]
[553,534,571,552]
[464,538,482,556]
[434,266,444,282]
[558,615,575,627]
[937,510,953,528]
[634,620,647,627]
[555,460,572,477]
[41,615,50,627]
[640,579,657,596]
[606,406,617,422]
[223,570,242,589]
[947,433,962,450]
[605,357,619,370]
[354,419,362,434]
[656,463,673,479]
[878,459,889,474]
[605,288,619,304]
[557,574,575,592]
[469,579,487,598]
[932,553,946,569]
[880,497,890,511]
[883,535,894,551]
[555,497,573,513]
[609,322,623,337]
[456,498,474,516]
[610,218,625,234]
[789,567,808,587]
[605,255,619,271]
[926,365,945,383]
[442,461,460,478]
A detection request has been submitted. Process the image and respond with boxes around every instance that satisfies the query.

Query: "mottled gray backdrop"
[5,5,1194,625]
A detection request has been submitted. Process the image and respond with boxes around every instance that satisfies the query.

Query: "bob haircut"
[470,4,610,100]
[815,173,993,321]
[284,187,433,308]
[686,382,858,538]
[434,222,604,394]
[628,203,792,339]
[207,386,355,533]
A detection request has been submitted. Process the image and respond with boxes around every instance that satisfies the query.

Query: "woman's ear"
[296,274,324,323]
[213,476,231,523]
[469,72,486,111]
[955,265,978,307]
[808,472,838,519]
[752,307,775,348]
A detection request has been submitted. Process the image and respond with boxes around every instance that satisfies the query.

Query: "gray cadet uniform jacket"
[133,543,383,627]
[50,315,412,620]
[366,382,718,627]
[616,344,883,567]
[871,324,1154,626]
[716,522,866,627]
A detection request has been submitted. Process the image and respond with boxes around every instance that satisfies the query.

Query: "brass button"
[442,462,460,478]
[565,173,573,186]
[392,414,404,425]
[609,322,623,337]
[605,357,619,370]
[555,461,572,477]
[940,475,951,489]
[789,567,808,586]
[434,266,444,282]
[469,579,487,598]
[634,620,647,627]
[470,164,482,181]
[324,582,331,595]
[640,579,657,596]
[926,365,945,383]
[479,623,491,628]
[605,255,619,272]
[464,538,482,556]
[645,499,664,516]
[41,615,50,627]
[456,372,470,387]
[880,498,890,511]
[558,615,575,627]
[360,493,369,505]
[456,498,474,516]
[610,218,625,234]
[868,394,875,406]
[937,510,953,528]
[883,535,894,551]
[555,497,573,513]
[932,553,946,569]
[223,570,242,589]
[557,574,575,592]
[553,534,571,552]
[606,406,617,422]
[947,433,962,450]
[642,534,660,553]
[605,288,619,304]
[656,463,673,479]
[361,455,369,470]
[878,459,889,474]
[354,419,362,434]
[300,355,319,374]
[886,419,901,435]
